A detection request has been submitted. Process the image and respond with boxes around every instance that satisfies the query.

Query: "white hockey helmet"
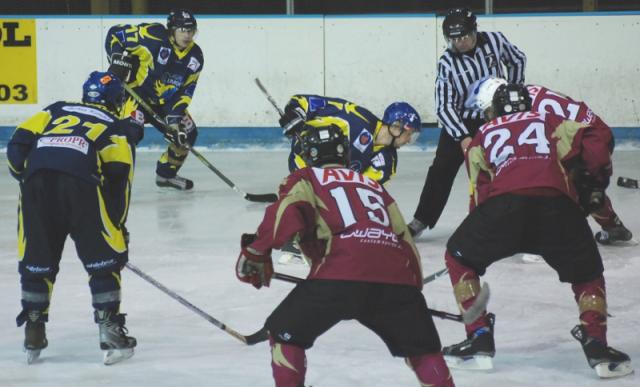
[469,77,508,112]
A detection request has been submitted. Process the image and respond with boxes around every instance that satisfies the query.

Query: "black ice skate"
[22,310,48,365]
[571,325,633,378]
[156,174,194,190]
[443,313,495,370]
[95,310,137,365]
[594,224,633,245]
[278,240,307,265]
[407,218,427,238]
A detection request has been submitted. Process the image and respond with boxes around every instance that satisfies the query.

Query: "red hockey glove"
[236,234,273,289]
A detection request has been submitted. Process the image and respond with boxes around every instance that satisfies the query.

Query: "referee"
[408,8,527,237]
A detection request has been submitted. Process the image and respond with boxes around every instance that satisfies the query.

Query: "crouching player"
[235,124,454,386]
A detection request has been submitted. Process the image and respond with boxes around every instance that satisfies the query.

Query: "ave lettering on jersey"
[313,167,383,192]
[0,19,37,104]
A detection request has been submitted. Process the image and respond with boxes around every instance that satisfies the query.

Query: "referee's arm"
[497,31,527,84]
[435,60,470,141]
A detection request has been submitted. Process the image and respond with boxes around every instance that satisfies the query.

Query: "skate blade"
[595,361,634,378]
[444,355,493,370]
[103,348,134,365]
[25,349,41,364]
[521,254,544,263]
[278,253,307,266]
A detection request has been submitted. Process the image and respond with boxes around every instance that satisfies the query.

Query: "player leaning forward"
[441,80,632,378]
[235,124,455,386]
[7,71,141,365]
[106,9,204,190]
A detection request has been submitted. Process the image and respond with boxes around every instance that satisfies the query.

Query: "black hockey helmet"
[492,84,532,117]
[167,9,197,30]
[442,8,477,39]
[299,123,350,167]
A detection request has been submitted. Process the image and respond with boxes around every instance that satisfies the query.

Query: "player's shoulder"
[189,42,204,59]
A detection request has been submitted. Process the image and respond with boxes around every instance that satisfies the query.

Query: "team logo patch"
[353,128,372,154]
[187,56,201,72]
[371,153,385,168]
[158,47,171,65]
[130,110,145,125]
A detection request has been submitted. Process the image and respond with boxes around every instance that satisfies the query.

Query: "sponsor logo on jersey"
[25,265,51,273]
[340,227,400,247]
[158,47,171,65]
[85,258,117,270]
[130,110,145,125]
[37,135,89,154]
[353,128,372,153]
[187,56,201,72]
[312,167,382,192]
[62,105,113,122]
[371,153,385,168]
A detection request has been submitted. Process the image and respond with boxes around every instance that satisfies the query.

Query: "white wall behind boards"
[0,13,638,127]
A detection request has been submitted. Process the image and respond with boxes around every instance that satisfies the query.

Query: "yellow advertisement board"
[0,19,37,104]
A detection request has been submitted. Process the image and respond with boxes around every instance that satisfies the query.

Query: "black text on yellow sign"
[0,20,37,104]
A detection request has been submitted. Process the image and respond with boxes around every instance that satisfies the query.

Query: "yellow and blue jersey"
[286,95,398,184]
[105,23,204,118]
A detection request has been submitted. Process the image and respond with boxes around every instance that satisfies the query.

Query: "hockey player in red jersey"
[468,77,632,244]
[442,82,632,378]
[235,124,454,386]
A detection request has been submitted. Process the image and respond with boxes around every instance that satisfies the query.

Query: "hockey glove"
[279,105,307,136]
[164,115,188,147]
[236,234,273,289]
[108,52,139,83]
[574,170,606,214]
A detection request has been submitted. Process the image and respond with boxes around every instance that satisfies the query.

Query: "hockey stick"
[273,271,488,324]
[125,262,268,345]
[121,83,277,203]
[254,77,284,117]
[617,176,639,189]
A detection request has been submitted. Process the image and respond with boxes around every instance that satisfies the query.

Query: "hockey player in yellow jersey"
[106,8,204,190]
[7,71,142,365]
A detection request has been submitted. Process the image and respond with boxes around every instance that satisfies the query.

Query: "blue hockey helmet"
[167,9,197,30]
[383,102,421,144]
[82,71,125,112]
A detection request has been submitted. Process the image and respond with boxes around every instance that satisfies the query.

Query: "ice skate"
[594,224,634,246]
[571,325,633,378]
[24,320,47,365]
[95,310,137,365]
[407,218,427,238]
[278,240,307,265]
[156,174,194,190]
[444,313,495,370]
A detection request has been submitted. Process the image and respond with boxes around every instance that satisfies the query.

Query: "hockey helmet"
[167,9,197,30]
[471,77,508,112]
[299,123,350,167]
[442,8,477,39]
[82,71,125,112]
[382,102,421,143]
[492,83,532,117]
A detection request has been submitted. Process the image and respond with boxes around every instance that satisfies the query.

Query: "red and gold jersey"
[466,111,612,208]
[249,166,423,288]
[527,84,610,133]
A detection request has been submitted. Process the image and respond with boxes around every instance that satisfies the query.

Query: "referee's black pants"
[413,119,484,229]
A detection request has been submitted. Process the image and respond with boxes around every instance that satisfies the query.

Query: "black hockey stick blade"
[617,176,639,189]
[243,327,270,345]
[245,192,278,203]
[461,282,490,324]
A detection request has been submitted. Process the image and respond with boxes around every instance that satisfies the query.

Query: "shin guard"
[445,250,488,336]
[572,275,607,345]
[270,336,306,387]
[406,352,455,387]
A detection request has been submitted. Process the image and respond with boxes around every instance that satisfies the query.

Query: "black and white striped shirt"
[435,31,526,140]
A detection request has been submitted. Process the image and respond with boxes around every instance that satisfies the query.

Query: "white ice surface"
[0,150,638,387]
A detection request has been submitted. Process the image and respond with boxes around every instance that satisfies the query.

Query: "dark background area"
[1,0,638,15]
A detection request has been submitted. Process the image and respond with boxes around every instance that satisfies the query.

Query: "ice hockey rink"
[0,147,638,387]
